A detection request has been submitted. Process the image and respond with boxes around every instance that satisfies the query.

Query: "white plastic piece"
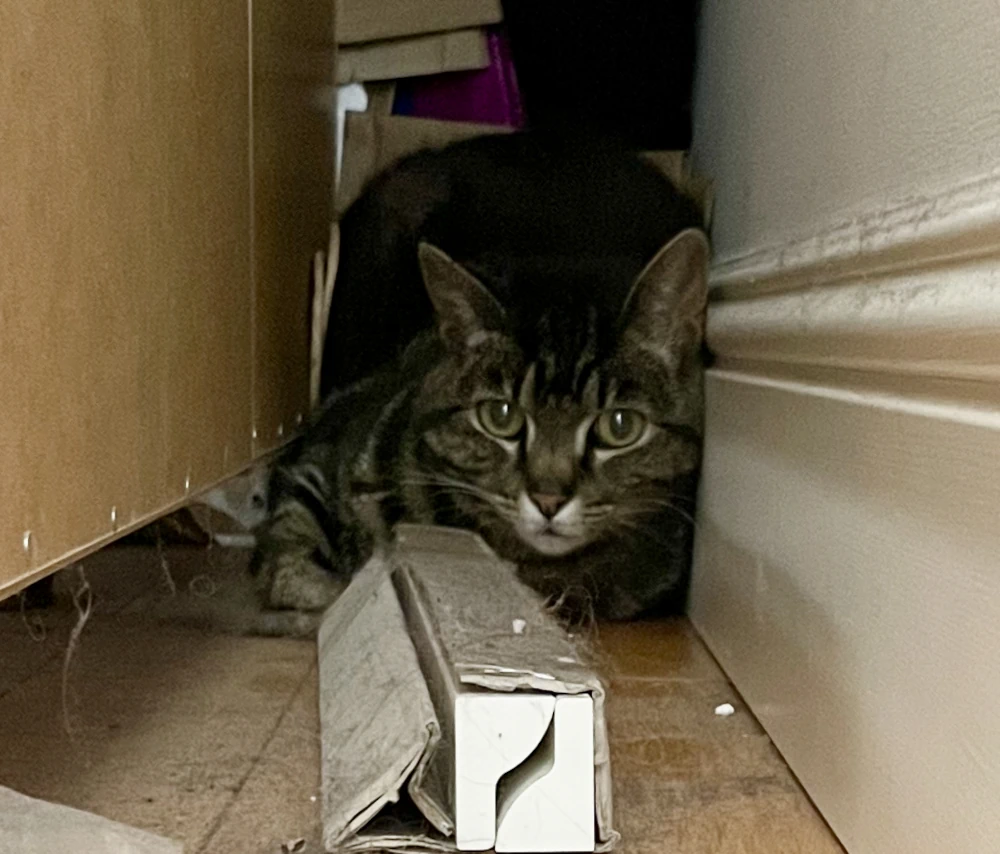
[335,83,369,188]
[494,695,595,853]
[714,702,736,717]
[511,618,526,635]
[454,692,555,851]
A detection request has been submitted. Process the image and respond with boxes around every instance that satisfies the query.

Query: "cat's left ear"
[620,228,709,357]
[418,242,506,350]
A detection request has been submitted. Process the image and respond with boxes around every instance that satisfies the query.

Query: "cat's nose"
[531,493,568,519]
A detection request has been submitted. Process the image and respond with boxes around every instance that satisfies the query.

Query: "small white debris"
[714,702,736,717]
[309,795,318,803]
[512,618,526,635]
[557,656,575,664]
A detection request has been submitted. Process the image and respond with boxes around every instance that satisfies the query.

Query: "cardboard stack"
[332,0,527,199]
[332,2,710,220]
[336,0,502,86]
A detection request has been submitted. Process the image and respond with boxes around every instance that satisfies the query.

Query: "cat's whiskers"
[583,504,613,521]
[610,513,697,547]
[616,497,696,527]
[400,473,517,510]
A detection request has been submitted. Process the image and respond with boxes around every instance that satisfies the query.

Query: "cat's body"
[253,131,708,621]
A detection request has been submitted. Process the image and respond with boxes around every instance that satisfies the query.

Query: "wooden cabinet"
[0,0,334,597]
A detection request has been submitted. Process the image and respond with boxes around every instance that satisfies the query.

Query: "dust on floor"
[0,545,843,854]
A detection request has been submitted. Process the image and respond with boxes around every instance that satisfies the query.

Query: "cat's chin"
[518,530,588,558]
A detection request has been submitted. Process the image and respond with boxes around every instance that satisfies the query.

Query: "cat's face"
[408,233,708,562]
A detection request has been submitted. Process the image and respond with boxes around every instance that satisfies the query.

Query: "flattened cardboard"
[318,525,618,852]
[317,550,440,847]
[641,150,686,185]
[366,82,398,116]
[338,29,489,85]
[337,0,502,46]
[0,786,182,854]
[643,151,714,229]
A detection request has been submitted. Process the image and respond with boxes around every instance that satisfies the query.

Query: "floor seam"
[195,659,318,853]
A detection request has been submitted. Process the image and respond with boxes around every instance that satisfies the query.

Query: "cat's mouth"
[514,493,589,557]
[521,529,587,557]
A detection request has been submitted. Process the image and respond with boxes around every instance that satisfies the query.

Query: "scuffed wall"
[692,0,1000,263]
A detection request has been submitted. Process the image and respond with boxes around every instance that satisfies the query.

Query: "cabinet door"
[252,0,336,454]
[0,0,334,598]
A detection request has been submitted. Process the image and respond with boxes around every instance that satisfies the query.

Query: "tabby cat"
[252,132,708,620]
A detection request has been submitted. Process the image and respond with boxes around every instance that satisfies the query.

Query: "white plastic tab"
[454,692,555,851]
[495,695,595,853]
[454,691,595,853]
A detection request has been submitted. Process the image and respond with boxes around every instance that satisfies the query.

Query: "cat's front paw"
[254,551,348,612]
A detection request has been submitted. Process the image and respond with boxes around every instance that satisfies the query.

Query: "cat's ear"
[619,228,709,358]
[418,242,506,350]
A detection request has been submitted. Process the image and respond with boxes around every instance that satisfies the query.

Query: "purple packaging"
[393,27,526,128]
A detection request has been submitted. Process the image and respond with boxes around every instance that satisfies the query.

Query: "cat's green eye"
[476,399,525,439]
[594,408,648,449]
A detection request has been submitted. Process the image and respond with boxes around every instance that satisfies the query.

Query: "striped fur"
[251,134,708,621]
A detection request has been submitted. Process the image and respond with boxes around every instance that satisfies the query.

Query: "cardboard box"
[318,525,617,852]
[338,29,489,84]
[366,82,398,115]
[337,0,502,46]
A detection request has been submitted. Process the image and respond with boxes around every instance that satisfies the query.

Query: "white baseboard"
[710,166,1000,295]
[692,172,1000,854]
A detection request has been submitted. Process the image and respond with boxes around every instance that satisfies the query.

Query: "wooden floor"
[0,545,844,853]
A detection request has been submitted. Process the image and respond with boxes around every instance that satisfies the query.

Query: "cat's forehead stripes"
[516,359,604,411]
[570,306,600,392]
[602,377,620,409]
[516,362,537,409]
[581,370,602,409]
[521,306,608,408]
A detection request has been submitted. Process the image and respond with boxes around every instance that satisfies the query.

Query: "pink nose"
[531,493,568,519]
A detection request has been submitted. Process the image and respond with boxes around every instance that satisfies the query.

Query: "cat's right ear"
[417,242,506,350]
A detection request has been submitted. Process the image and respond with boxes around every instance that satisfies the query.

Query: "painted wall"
[690,3,1000,852]
[692,0,1000,263]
